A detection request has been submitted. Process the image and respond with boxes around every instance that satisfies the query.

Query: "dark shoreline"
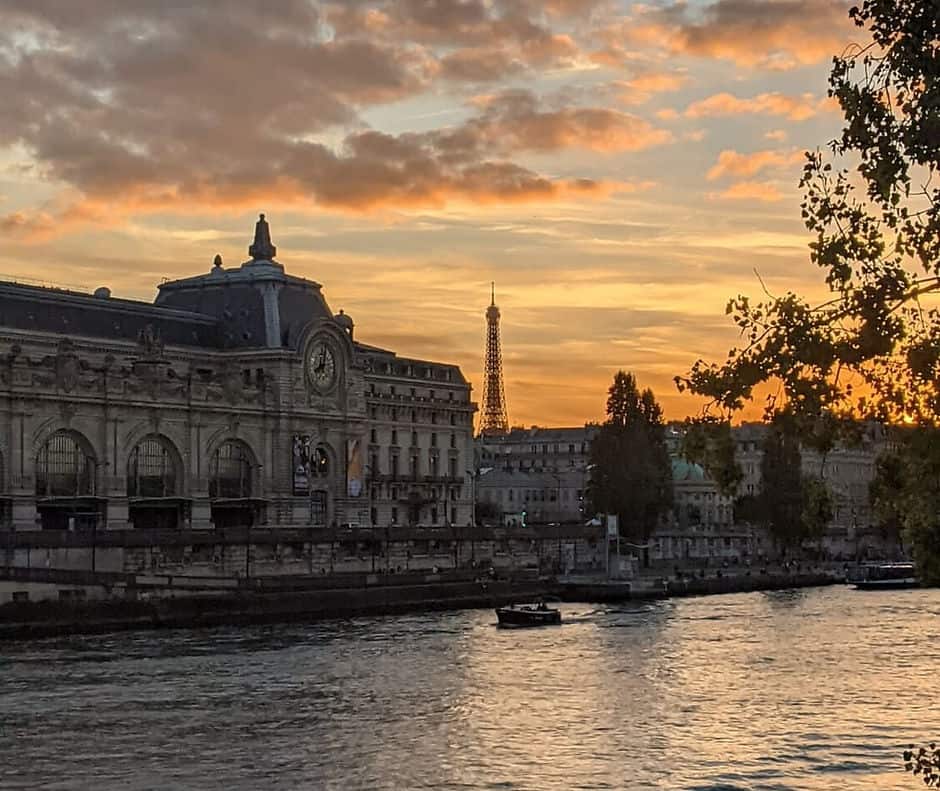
[0,571,845,640]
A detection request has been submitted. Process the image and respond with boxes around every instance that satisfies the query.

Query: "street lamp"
[466,468,477,527]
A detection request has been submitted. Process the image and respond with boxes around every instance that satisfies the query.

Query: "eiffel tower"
[479,282,509,435]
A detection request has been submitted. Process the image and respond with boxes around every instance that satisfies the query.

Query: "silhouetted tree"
[675,0,939,576]
[758,419,805,549]
[871,427,940,584]
[677,1,940,430]
[904,743,940,786]
[588,372,672,547]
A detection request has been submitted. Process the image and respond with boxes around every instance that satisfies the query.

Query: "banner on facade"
[606,514,619,538]
[347,437,363,497]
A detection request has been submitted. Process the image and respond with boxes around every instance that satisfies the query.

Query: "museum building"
[0,216,476,533]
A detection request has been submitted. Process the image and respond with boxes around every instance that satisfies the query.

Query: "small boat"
[850,562,919,590]
[495,602,561,628]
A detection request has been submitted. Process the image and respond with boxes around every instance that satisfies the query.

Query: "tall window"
[311,490,327,525]
[312,446,330,478]
[210,441,253,499]
[127,437,177,498]
[36,432,95,497]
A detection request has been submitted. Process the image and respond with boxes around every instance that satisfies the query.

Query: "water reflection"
[2,587,938,790]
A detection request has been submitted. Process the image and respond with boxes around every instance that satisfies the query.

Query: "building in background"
[731,422,888,558]
[475,426,597,525]
[0,215,476,533]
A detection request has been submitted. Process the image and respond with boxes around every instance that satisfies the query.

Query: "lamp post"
[467,468,477,528]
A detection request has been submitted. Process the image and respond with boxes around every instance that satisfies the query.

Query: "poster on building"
[292,434,311,495]
[347,437,363,497]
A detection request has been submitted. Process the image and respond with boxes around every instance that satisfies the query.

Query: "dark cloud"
[0,2,674,232]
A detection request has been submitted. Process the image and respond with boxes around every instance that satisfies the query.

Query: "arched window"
[36,431,95,497]
[210,441,253,499]
[312,446,329,478]
[127,436,178,498]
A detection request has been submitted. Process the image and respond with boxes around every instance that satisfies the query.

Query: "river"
[1,585,937,790]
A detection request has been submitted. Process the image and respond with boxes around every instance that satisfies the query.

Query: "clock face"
[308,341,337,391]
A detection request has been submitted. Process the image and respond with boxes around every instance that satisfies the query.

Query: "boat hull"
[853,579,919,590]
[495,606,561,628]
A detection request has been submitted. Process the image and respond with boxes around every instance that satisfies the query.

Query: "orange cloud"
[706,149,805,180]
[615,71,690,105]
[684,91,832,121]
[469,92,674,153]
[714,181,786,202]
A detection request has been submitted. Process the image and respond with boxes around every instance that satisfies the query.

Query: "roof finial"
[491,281,495,306]
[248,213,277,261]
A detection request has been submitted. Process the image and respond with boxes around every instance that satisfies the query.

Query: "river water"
[1,586,937,790]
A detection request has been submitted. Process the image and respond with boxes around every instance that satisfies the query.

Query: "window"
[411,430,418,446]
[450,414,455,425]
[311,447,330,478]
[36,432,95,497]
[127,437,177,498]
[391,506,399,524]
[450,433,456,448]
[449,457,457,478]
[450,507,456,524]
[390,454,399,477]
[431,432,437,447]
[210,441,253,499]
[310,491,327,525]
[391,429,398,445]
[370,428,377,443]
[410,454,419,478]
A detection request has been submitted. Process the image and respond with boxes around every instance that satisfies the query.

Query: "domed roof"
[671,458,706,481]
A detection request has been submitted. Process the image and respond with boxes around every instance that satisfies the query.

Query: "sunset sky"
[0,0,859,426]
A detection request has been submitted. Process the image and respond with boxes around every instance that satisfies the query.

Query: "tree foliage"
[904,743,940,786]
[680,418,743,496]
[676,0,940,430]
[871,426,940,583]
[588,372,672,543]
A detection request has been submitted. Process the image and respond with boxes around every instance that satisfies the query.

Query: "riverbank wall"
[0,573,548,640]
[0,567,846,639]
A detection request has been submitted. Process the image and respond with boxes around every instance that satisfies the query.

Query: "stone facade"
[474,426,596,524]
[0,216,476,535]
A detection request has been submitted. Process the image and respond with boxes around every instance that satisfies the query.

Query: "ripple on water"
[1,588,937,791]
